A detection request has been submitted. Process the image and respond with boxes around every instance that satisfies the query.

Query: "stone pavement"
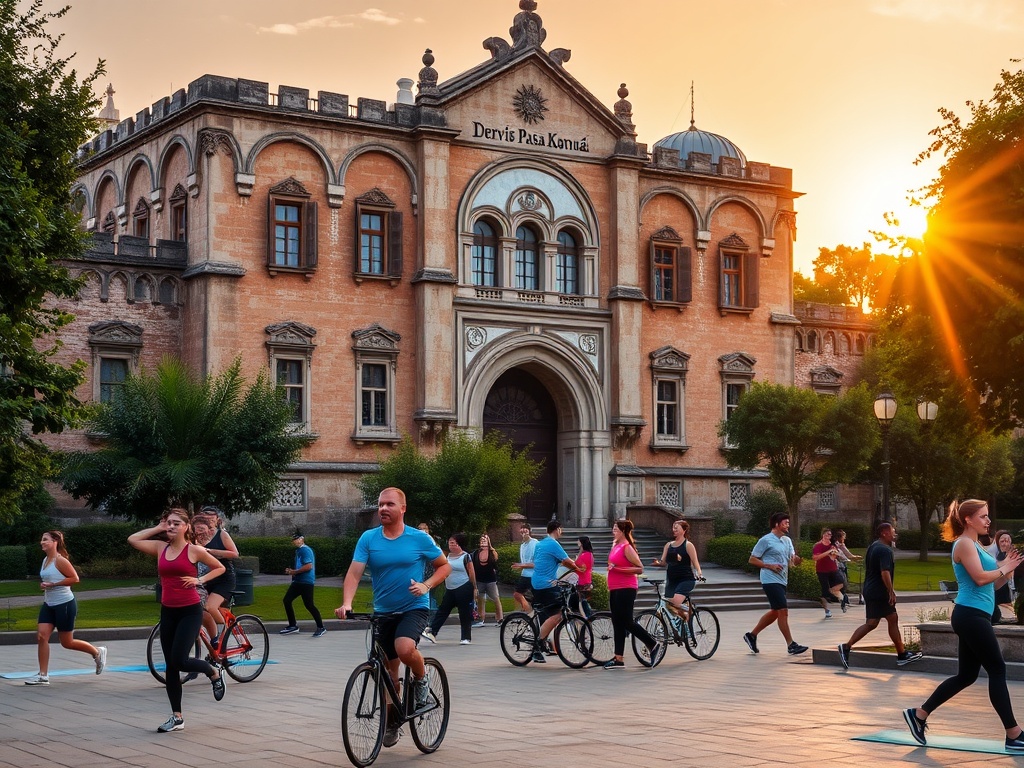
[3,599,1024,768]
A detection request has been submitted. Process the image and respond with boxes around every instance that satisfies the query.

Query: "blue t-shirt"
[293,544,315,584]
[953,539,997,615]
[353,525,443,613]
[751,532,795,585]
[531,537,569,590]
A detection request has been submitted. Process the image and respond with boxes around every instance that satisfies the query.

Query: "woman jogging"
[904,499,1024,751]
[129,508,228,732]
[25,531,107,686]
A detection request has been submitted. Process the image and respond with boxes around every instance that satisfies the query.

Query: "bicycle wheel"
[587,611,615,665]
[631,610,668,668]
[341,662,385,768]
[685,607,721,660]
[555,614,593,669]
[146,622,201,685]
[408,657,450,754]
[222,614,269,682]
[499,612,536,666]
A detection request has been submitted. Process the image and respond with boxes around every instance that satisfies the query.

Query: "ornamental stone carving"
[352,322,401,351]
[417,49,440,97]
[579,334,597,355]
[270,177,311,198]
[466,326,486,349]
[718,352,756,375]
[512,84,548,125]
[198,129,233,157]
[650,345,690,373]
[516,191,541,211]
[719,232,749,250]
[355,188,396,208]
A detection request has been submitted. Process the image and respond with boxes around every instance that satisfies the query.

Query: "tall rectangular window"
[361,363,388,427]
[276,359,304,424]
[170,200,187,242]
[654,246,676,302]
[656,380,678,437]
[649,232,692,305]
[274,203,301,267]
[725,382,745,422]
[359,212,385,274]
[99,357,129,403]
[722,253,741,307]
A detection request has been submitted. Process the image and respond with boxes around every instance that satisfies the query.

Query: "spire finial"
[689,80,695,129]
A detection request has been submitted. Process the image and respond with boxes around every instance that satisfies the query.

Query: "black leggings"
[430,581,474,641]
[160,603,215,712]
[921,604,1017,729]
[283,582,324,628]
[609,588,656,657]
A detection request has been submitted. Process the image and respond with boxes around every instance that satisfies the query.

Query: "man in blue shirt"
[336,488,449,743]
[743,513,808,656]
[529,521,583,663]
[280,533,326,637]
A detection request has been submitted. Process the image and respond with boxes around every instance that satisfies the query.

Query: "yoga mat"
[2,660,278,678]
[854,729,1022,756]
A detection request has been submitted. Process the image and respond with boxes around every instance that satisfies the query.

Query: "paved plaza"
[3,599,1024,768]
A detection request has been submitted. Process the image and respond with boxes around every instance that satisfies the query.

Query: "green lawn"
[0,578,155,599]
[845,552,954,593]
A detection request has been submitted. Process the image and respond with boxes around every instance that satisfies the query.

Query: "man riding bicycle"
[336,487,451,746]
[529,520,584,663]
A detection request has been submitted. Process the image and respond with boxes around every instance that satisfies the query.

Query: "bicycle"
[499,577,593,668]
[631,577,720,667]
[147,590,270,684]
[340,612,450,768]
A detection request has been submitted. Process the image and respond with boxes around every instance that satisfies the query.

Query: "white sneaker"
[421,629,437,644]
[471,621,484,628]
[24,674,49,686]
[95,646,108,675]
[460,639,472,645]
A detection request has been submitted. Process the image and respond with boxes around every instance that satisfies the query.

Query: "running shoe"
[471,621,485,628]
[312,627,327,638]
[824,610,833,619]
[897,650,923,666]
[1006,735,1024,752]
[278,625,300,635]
[903,708,927,745]
[421,629,437,644]
[24,674,49,686]
[211,669,226,701]
[530,651,547,664]
[382,723,402,748]
[787,641,809,655]
[837,643,850,670]
[413,675,431,710]
[743,632,759,654]
[460,639,471,645]
[157,715,184,732]
[95,646,107,675]
[603,659,625,669]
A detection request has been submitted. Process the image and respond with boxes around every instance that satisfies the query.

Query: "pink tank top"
[607,542,638,590]
[159,544,200,608]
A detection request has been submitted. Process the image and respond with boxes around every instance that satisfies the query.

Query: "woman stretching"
[25,531,107,685]
[605,519,659,669]
[904,499,1024,751]
[129,508,227,732]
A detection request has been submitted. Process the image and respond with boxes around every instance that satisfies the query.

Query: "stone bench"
[918,620,1024,661]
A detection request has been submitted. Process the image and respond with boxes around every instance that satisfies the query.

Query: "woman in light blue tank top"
[26,531,107,686]
[903,500,1024,751]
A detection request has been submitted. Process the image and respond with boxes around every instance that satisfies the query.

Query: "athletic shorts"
[530,587,561,622]
[817,571,842,598]
[377,609,430,661]
[864,598,897,621]
[38,599,78,632]
[668,579,696,598]
[204,571,236,600]
[762,583,788,610]
[514,576,534,596]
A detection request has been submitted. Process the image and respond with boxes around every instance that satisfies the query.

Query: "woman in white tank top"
[25,531,107,686]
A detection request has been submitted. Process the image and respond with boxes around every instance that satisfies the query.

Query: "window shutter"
[743,252,759,308]
[388,211,403,277]
[649,239,657,300]
[354,201,363,273]
[304,201,318,268]
[718,250,726,308]
[266,196,275,266]
[677,246,692,303]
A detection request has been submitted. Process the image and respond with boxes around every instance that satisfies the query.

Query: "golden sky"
[51,0,1023,274]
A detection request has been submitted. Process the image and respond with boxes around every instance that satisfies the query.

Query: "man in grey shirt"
[743,512,808,656]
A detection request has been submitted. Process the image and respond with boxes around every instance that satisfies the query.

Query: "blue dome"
[654,124,746,167]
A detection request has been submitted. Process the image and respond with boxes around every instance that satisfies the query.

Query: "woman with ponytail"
[904,499,1024,751]
[604,518,659,668]
[25,531,107,686]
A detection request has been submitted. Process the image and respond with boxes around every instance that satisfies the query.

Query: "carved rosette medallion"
[466,326,486,350]
[513,84,548,125]
[517,191,540,211]
[579,334,597,355]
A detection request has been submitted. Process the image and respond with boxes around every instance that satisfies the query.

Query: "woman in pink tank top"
[605,519,659,669]
[129,508,227,732]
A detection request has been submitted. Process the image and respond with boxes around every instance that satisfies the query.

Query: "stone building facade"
[52,2,813,534]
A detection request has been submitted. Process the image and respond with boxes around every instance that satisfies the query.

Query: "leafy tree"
[743,487,788,536]
[811,242,895,309]
[359,431,541,536]
[889,64,1024,429]
[994,437,1024,519]
[720,383,878,540]
[0,1,103,523]
[59,357,308,522]
[792,271,847,305]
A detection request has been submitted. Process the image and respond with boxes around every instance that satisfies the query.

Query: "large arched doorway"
[482,369,558,523]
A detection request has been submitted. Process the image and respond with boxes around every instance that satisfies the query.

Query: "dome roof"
[654,124,746,167]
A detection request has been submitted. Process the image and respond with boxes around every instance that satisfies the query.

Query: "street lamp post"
[873,391,898,522]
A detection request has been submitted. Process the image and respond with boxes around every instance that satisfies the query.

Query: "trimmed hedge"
[896,523,952,553]
[235,535,359,577]
[81,552,156,579]
[64,523,137,565]
[0,545,29,579]
[705,534,821,601]
[494,542,609,611]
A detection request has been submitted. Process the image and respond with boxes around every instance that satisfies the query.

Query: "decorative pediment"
[810,366,843,387]
[354,188,396,208]
[265,321,317,349]
[719,352,757,375]
[169,183,187,202]
[719,232,749,250]
[88,320,143,348]
[651,226,683,243]
[102,210,116,232]
[269,177,311,198]
[650,346,690,372]
[351,323,401,351]
[133,197,149,217]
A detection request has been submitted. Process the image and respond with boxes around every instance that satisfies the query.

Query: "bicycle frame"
[350,613,435,722]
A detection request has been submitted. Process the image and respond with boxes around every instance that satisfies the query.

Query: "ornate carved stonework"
[265,321,317,348]
[483,37,511,59]
[719,232,749,250]
[718,352,757,375]
[512,84,548,125]
[354,188,396,208]
[269,177,311,198]
[417,49,440,97]
[465,326,486,349]
[510,0,546,49]
[169,183,187,203]
[650,345,690,372]
[89,320,144,346]
[516,191,541,211]
[549,48,571,66]
[578,334,597,355]
[132,197,149,218]
[198,129,233,157]
[102,210,116,232]
[810,365,843,390]
[652,225,682,242]
[613,424,643,450]
[352,322,401,351]
[614,83,634,133]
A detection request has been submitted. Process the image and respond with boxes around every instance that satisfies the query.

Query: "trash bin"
[235,569,255,606]
[154,581,161,603]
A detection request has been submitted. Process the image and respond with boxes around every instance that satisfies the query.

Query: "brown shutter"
[266,196,275,266]
[303,201,318,269]
[718,250,726,308]
[354,201,363,273]
[677,246,692,303]
[744,252,759,308]
[388,211,403,277]
[649,239,657,300]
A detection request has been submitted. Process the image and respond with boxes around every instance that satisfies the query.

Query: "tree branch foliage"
[359,432,541,536]
[0,1,104,523]
[59,357,309,522]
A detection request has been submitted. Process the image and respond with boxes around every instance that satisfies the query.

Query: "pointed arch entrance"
[483,369,557,523]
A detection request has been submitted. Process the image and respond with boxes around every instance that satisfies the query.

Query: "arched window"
[807,330,818,352]
[514,225,539,291]
[471,219,498,286]
[556,230,578,294]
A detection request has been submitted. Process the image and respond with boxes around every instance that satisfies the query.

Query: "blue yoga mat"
[2,660,277,679]
[854,729,1022,756]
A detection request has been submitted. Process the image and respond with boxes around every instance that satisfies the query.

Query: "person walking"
[837,522,922,670]
[903,499,1024,751]
[472,534,503,627]
[812,528,844,619]
[992,530,1017,622]
[833,529,860,611]
[743,512,808,656]
[280,532,326,637]
[128,508,227,732]
[24,531,107,686]
[423,533,477,644]
[571,535,595,618]
[511,523,538,613]
[604,519,660,669]
[651,519,702,623]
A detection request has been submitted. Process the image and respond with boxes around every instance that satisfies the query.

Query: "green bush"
[0,545,30,579]
[744,489,787,536]
[589,572,609,611]
[496,543,521,585]
[236,535,359,578]
[712,512,737,537]
[81,552,155,579]
[897,523,951,553]
[236,555,260,574]
[63,523,136,564]
[0,483,55,546]
[706,534,759,572]
[786,559,823,600]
